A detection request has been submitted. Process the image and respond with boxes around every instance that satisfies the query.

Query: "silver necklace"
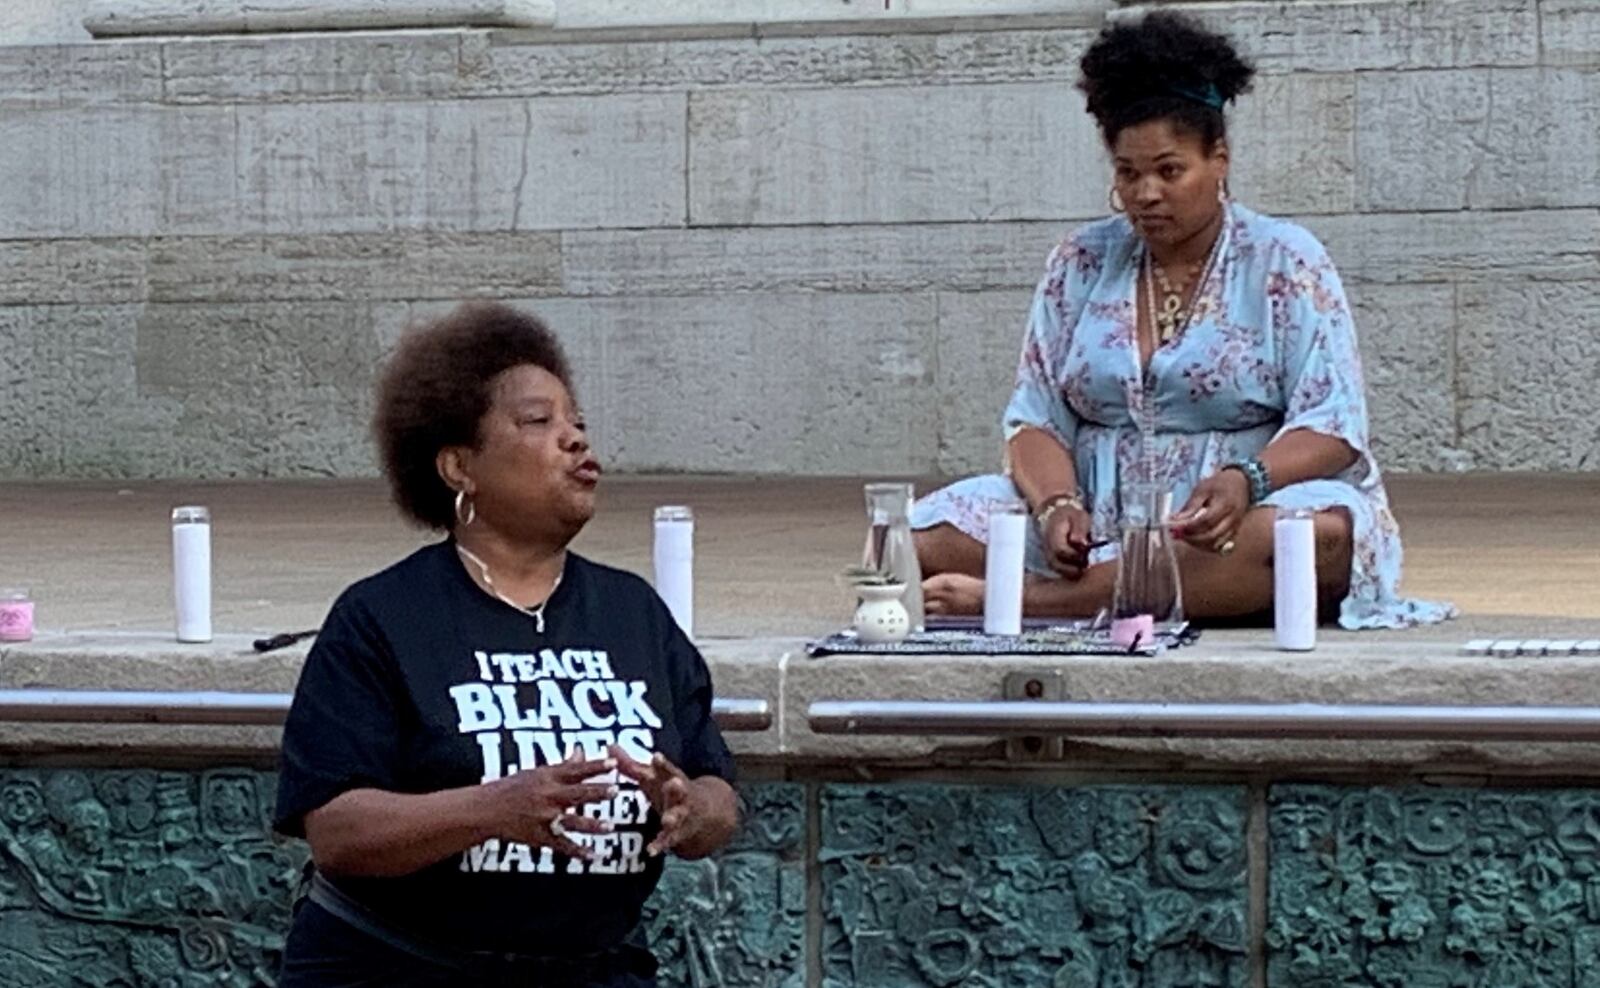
[455,544,564,633]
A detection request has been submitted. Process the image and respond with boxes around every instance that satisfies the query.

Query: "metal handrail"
[710,697,773,732]
[808,699,1600,742]
[0,690,772,732]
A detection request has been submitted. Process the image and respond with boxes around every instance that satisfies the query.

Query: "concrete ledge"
[549,0,1108,32]
[82,0,1107,39]
[0,633,794,758]
[13,627,1600,775]
[84,0,556,37]
[781,640,1600,775]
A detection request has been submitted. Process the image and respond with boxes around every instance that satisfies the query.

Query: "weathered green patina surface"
[18,771,1600,987]
[1268,784,1600,988]
[641,782,807,988]
[0,771,804,987]
[0,768,303,986]
[818,784,1251,988]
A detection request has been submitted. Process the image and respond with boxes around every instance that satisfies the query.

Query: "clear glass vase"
[1111,485,1184,646]
[862,482,925,632]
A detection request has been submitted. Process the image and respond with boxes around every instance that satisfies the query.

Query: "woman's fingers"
[659,804,690,832]
[1045,526,1088,578]
[553,812,613,836]
[648,798,695,856]
[1189,505,1246,551]
[608,748,693,809]
[1174,472,1255,551]
[645,776,697,856]
[609,748,657,786]
[648,817,685,857]
[553,748,702,860]
[540,813,597,859]
[1065,513,1096,551]
[547,833,594,860]
[1049,555,1085,580]
[1169,491,1209,528]
[1185,517,1233,548]
[1173,485,1234,541]
[1176,497,1222,539]
[922,574,984,615]
[1049,513,1101,580]
[549,755,616,784]
[923,574,950,611]
[1049,530,1086,560]
[553,782,620,808]
[651,753,690,785]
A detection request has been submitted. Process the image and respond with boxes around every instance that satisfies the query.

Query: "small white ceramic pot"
[853,583,911,644]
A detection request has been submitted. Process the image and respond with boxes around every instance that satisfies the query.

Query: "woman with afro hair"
[274,303,739,987]
[914,12,1451,629]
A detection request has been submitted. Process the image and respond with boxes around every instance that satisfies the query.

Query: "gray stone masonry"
[1,0,1596,478]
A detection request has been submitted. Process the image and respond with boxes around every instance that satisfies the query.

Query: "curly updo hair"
[1078,11,1256,149]
[374,302,573,530]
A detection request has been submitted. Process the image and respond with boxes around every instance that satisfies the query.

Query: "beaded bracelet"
[1033,491,1085,531]
[1226,458,1272,505]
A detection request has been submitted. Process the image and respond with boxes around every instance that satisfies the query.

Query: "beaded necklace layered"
[1134,206,1230,489]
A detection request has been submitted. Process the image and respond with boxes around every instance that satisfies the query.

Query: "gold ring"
[1218,539,1237,556]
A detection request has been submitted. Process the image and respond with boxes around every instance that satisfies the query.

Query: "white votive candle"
[983,499,1027,636]
[1274,507,1317,652]
[172,505,212,643]
[653,505,694,639]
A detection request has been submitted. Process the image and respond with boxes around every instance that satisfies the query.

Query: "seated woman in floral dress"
[913,12,1451,629]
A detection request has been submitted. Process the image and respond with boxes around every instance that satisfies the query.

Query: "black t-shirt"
[273,542,736,956]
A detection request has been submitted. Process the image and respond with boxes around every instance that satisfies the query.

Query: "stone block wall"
[1,0,1595,479]
[0,0,90,45]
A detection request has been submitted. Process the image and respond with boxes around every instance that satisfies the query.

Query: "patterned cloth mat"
[807,618,1198,657]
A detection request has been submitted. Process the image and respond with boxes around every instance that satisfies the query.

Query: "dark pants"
[279,901,660,988]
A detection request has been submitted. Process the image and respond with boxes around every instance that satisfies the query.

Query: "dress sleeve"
[1002,235,1098,455]
[273,592,408,838]
[1269,238,1377,484]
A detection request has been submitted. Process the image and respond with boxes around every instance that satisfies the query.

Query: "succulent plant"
[837,564,897,588]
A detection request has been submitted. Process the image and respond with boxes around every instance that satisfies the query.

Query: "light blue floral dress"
[911,204,1453,629]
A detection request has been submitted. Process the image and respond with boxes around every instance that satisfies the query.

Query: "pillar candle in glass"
[653,506,695,639]
[172,506,212,643]
[983,499,1027,636]
[0,588,33,643]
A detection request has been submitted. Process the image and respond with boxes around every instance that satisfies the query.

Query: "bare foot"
[923,573,984,616]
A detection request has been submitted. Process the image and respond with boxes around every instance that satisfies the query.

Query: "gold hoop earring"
[455,490,476,527]
[1108,186,1125,214]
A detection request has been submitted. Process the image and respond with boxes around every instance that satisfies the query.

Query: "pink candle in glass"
[0,589,34,642]
[1110,613,1154,650]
